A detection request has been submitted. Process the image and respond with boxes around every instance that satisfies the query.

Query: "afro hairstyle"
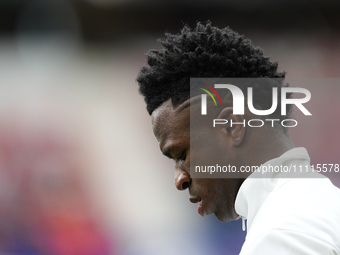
[136,21,291,121]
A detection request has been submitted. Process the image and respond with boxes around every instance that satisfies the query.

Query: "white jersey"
[235,147,340,255]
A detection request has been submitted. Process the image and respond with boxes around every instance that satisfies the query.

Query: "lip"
[198,200,205,217]
[189,196,201,203]
[190,196,205,217]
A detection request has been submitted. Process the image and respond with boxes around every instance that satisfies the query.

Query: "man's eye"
[176,151,186,163]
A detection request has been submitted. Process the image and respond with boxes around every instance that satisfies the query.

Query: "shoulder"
[243,177,340,255]
[240,228,340,255]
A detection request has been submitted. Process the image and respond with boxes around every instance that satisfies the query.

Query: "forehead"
[151,99,190,147]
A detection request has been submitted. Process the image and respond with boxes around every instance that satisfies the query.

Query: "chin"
[214,210,239,222]
[214,213,230,222]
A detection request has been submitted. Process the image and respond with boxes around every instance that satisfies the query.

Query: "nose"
[175,168,191,191]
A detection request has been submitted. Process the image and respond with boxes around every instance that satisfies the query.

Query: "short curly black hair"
[137,21,291,119]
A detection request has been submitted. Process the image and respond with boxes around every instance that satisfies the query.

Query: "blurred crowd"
[0,121,117,254]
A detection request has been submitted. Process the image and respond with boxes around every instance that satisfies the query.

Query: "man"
[136,22,340,254]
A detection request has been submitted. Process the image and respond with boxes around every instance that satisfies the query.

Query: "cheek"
[205,179,236,206]
[194,179,220,198]
[192,128,233,163]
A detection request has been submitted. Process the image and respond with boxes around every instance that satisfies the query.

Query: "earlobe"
[216,107,245,146]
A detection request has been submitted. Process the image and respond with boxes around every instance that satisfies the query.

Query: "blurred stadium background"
[0,0,339,254]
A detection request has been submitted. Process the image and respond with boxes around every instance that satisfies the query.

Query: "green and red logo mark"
[197,82,223,115]
[197,82,223,107]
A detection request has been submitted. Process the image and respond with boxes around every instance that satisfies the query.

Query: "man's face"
[151,98,243,222]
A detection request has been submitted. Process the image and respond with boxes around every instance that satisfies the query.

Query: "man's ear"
[215,107,245,146]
